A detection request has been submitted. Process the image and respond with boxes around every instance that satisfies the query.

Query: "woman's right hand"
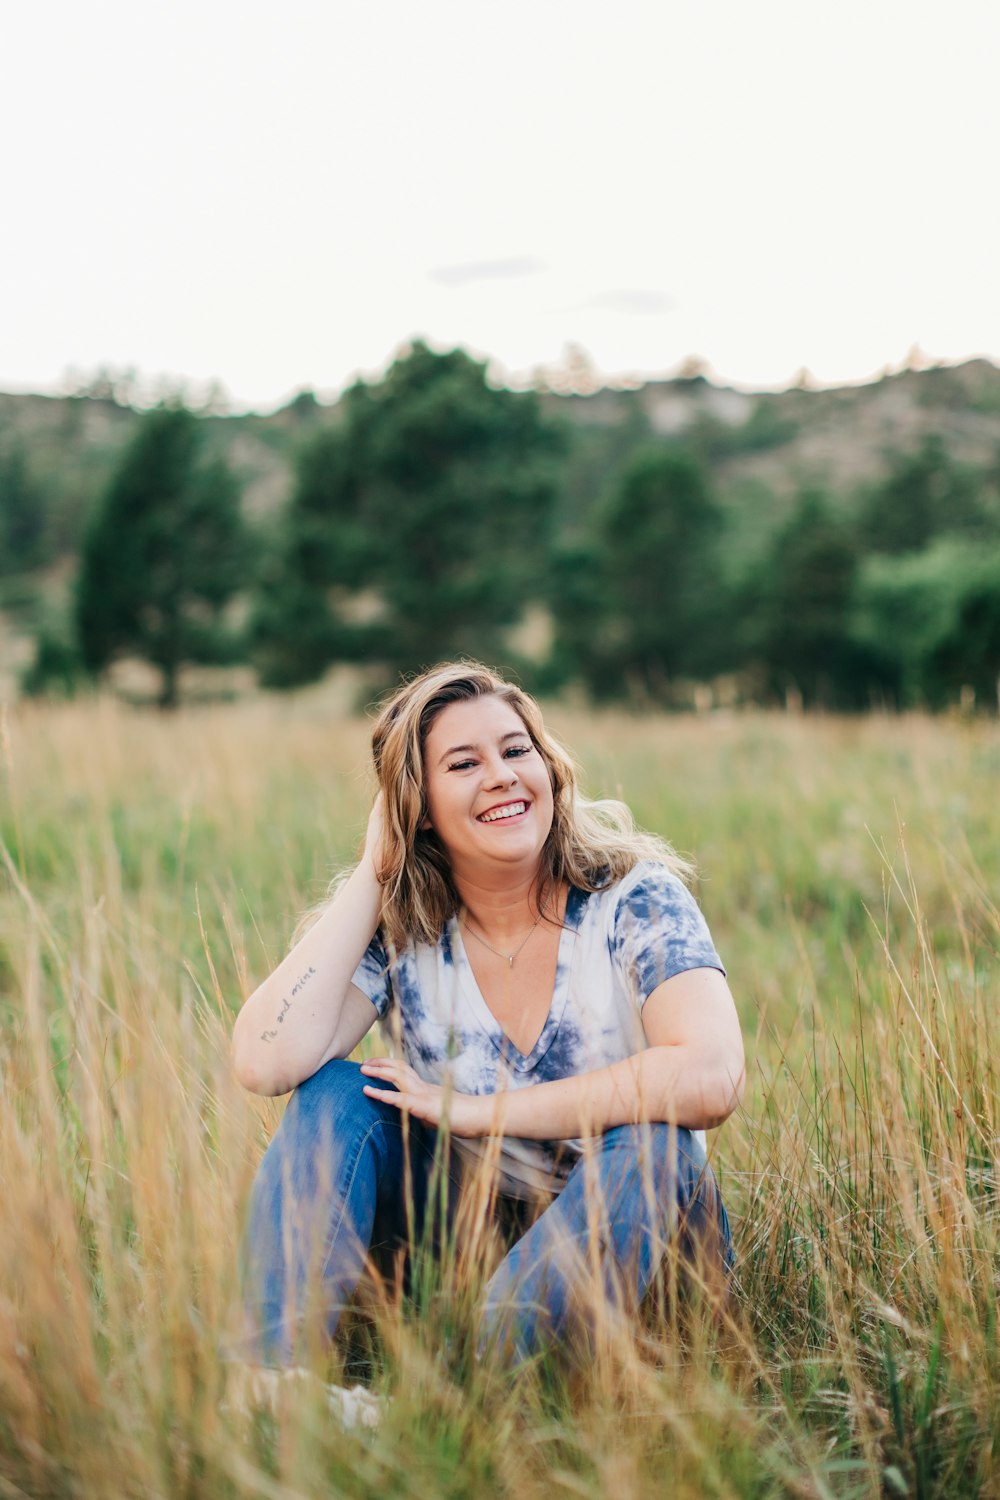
[363,790,389,879]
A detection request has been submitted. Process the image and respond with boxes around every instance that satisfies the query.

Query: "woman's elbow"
[703,1051,745,1128]
[232,1044,267,1096]
[232,1027,290,1097]
[662,1044,744,1129]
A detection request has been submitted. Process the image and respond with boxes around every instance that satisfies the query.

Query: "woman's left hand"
[360,1058,487,1137]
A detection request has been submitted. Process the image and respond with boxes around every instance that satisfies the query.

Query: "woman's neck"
[452,868,553,939]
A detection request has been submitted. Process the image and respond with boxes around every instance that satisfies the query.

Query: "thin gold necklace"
[462,890,549,969]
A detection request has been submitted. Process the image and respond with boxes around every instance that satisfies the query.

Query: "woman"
[234,661,744,1377]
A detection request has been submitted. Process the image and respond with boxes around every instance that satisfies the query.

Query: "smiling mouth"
[477,801,528,823]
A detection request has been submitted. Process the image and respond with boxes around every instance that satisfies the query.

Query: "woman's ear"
[419,815,433,832]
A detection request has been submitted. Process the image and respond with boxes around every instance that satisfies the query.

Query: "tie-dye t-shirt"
[351,860,725,1199]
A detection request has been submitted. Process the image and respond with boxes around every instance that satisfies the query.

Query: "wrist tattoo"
[259,966,318,1044]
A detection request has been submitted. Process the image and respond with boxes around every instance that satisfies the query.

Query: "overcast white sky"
[2,0,998,410]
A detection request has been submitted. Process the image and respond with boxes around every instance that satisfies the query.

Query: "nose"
[484,754,518,789]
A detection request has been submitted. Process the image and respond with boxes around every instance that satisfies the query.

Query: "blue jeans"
[241,1059,733,1366]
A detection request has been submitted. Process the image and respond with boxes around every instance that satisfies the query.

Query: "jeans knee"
[283,1057,399,1141]
[250,1059,401,1210]
[603,1121,704,1184]
[293,1056,364,1114]
[596,1123,727,1247]
[636,1125,730,1266]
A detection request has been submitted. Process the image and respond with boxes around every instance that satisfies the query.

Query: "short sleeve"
[350,930,393,1017]
[611,865,725,1005]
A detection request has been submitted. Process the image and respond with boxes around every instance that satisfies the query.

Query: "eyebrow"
[438,731,528,765]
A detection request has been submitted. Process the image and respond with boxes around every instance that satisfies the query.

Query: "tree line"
[20,341,1000,710]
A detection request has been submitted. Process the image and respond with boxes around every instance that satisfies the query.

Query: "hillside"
[2,358,999,560]
[2,355,999,706]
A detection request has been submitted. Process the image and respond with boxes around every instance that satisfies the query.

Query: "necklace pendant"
[507,954,514,969]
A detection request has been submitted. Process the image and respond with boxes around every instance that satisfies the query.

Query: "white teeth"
[479,801,526,823]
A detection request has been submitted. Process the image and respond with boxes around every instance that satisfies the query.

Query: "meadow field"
[0,691,998,1499]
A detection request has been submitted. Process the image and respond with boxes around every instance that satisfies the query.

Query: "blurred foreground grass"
[0,694,998,1498]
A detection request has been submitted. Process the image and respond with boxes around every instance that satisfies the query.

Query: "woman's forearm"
[360,1039,745,1137]
[232,855,382,1095]
[476,1044,745,1139]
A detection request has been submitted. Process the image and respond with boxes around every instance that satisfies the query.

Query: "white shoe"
[323,1379,383,1429]
[224,1363,383,1430]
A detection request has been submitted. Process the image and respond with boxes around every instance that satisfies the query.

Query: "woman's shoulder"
[600,859,724,980]
[372,917,456,970]
[354,921,450,1015]
[592,858,692,912]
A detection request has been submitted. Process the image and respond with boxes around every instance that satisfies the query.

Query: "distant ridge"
[2,356,999,562]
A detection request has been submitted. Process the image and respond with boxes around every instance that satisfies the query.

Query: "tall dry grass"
[0,692,998,1498]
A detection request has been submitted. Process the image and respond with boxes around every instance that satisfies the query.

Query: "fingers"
[360,1057,412,1085]
[361,1058,439,1123]
[361,1060,406,1109]
[362,1082,435,1124]
[361,1083,405,1108]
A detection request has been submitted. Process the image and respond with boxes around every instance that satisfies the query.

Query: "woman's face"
[421,694,555,882]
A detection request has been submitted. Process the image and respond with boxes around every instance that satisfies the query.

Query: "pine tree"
[862,434,984,555]
[76,405,248,707]
[752,489,864,707]
[253,342,561,686]
[0,443,47,574]
[553,447,722,702]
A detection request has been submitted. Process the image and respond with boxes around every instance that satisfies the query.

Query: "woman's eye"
[446,744,531,771]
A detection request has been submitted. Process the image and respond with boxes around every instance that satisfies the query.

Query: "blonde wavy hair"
[363,661,691,952]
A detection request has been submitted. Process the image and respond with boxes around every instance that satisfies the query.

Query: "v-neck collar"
[449,886,586,1073]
